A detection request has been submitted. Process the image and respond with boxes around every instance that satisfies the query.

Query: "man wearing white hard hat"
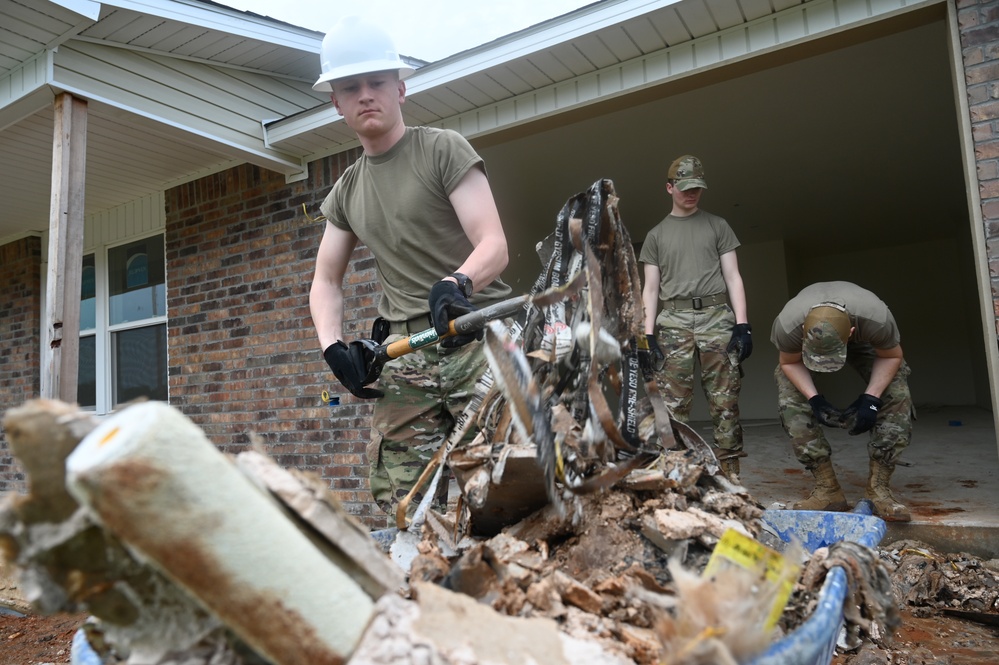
[309,17,512,518]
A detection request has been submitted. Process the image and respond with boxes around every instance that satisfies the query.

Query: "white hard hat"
[313,16,415,92]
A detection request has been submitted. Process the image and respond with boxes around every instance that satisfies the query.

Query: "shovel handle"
[374,294,530,365]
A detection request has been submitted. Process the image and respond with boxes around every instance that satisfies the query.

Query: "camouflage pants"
[652,304,743,451]
[368,336,488,516]
[774,343,912,468]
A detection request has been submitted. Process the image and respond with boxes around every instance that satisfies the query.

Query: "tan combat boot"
[793,459,849,511]
[865,458,911,522]
[719,457,741,484]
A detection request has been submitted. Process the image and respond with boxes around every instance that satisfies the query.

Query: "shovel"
[371,294,531,367]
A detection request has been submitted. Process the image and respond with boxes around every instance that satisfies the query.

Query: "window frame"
[78,231,168,414]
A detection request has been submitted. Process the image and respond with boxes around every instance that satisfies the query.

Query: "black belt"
[387,313,434,335]
[661,293,728,310]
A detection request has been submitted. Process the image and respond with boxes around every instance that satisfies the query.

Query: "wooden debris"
[449,443,549,537]
[554,570,603,614]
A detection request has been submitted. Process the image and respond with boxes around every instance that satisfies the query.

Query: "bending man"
[770,281,912,521]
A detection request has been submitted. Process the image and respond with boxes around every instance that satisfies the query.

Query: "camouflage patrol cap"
[802,303,851,372]
[668,155,707,191]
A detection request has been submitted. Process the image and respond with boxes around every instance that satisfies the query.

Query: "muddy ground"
[0,610,86,665]
[834,609,999,664]
[1,605,997,665]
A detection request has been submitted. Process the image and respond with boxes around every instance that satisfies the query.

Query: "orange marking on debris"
[99,426,120,447]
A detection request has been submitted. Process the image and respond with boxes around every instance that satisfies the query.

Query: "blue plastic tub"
[749,501,887,665]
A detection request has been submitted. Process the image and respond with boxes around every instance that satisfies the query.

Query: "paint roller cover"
[65,400,374,665]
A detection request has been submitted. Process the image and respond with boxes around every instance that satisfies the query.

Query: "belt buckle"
[692,297,702,310]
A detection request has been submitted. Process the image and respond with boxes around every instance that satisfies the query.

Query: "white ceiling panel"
[650,7,695,46]
[676,1,721,38]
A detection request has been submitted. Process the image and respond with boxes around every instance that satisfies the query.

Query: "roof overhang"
[265,0,940,165]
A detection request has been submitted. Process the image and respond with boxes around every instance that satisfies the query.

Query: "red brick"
[971,99,999,122]
[0,236,42,494]
[163,158,384,525]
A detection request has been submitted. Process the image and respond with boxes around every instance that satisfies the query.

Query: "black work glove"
[808,394,844,428]
[428,280,481,349]
[323,340,384,399]
[843,393,883,435]
[726,323,753,364]
[370,317,390,344]
[645,333,666,370]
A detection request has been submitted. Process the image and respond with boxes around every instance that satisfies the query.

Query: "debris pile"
[0,180,902,665]
[1,397,803,665]
[799,540,901,649]
[835,539,999,665]
[884,539,999,619]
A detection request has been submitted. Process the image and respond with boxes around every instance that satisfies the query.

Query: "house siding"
[961,0,999,331]
[0,236,42,494]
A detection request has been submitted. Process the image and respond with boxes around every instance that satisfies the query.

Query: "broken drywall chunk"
[649,509,711,541]
[235,450,405,597]
[553,570,603,614]
[2,399,97,524]
[0,399,222,660]
[349,581,633,665]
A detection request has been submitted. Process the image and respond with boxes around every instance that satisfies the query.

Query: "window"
[78,254,97,409]
[78,234,168,413]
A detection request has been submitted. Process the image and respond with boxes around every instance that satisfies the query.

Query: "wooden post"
[43,92,87,401]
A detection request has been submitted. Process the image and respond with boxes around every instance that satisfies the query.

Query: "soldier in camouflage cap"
[801,303,851,372]
[770,281,913,521]
[639,154,753,483]
[668,155,708,191]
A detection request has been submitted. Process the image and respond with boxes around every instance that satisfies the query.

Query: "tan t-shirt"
[638,209,740,301]
[770,281,900,352]
[320,127,511,321]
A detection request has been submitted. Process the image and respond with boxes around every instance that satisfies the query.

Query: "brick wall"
[164,152,391,527]
[959,0,999,333]
[0,236,42,494]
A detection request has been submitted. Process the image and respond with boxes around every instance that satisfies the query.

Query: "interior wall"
[686,239,789,421]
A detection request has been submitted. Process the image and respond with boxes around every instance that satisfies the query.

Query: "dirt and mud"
[0,610,86,665]
[2,593,997,665]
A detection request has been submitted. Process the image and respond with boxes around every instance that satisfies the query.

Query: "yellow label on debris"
[703,528,800,630]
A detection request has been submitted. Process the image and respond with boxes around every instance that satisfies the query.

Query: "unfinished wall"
[163,155,388,527]
[0,236,42,494]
